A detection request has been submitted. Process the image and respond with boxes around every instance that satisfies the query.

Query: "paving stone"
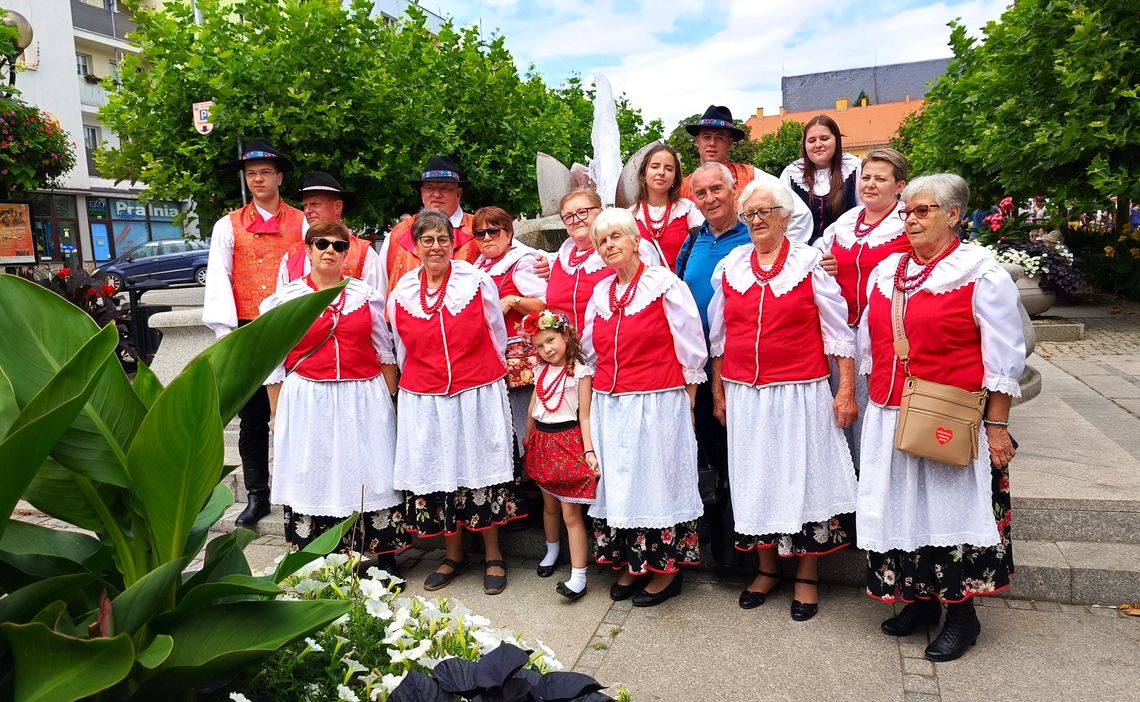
[902,657,935,677]
[1007,599,1036,610]
[1031,600,1062,612]
[602,609,628,625]
[898,642,930,659]
[1058,603,1089,615]
[903,674,940,695]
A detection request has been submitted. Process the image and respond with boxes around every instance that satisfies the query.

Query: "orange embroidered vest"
[283,233,370,282]
[680,162,756,200]
[230,201,306,320]
[384,213,479,297]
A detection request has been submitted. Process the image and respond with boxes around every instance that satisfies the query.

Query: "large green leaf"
[137,600,349,697]
[1,622,133,702]
[125,357,223,565]
[22,459,125,534]
[110,557,190,636]
[272,512,357,583]
[195,283,343,424]
[30,601,76,636]
[0,275,146,490]
[0,325,119,539]
[0,574,97,626]
[183,483,234,559]
[136,634,173,670]
[0,367,17,437]
[174,574,282,615]
[178,529,257,594]
[130,361,163,409]
[0,521,103,565]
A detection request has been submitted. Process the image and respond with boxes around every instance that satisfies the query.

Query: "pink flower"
[999,197,1014,213]
[57,267,73,278]
[986,212,1005,232]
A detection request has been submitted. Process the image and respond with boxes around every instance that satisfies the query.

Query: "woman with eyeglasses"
[856,174,1024,662]
[816,147,912,471]
[630,144,703,268]
[471,207,548,452]
[388,208,525,595]
[545,189,661,334]
[260,220,409,571]
[780,115,862,244]
[707,179,858,621]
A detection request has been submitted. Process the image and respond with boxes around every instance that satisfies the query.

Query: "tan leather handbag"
[890,286,987,467]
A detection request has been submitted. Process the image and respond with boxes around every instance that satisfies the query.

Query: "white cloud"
[431,0,1009,129]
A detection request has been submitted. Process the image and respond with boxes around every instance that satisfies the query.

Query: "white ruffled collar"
[873,242,1003,297]
[830,205,907,250]
[392,259,483,319]
[590,265,677,320]
[785,153,861,194]
[631,198,696,227]
[720,240,820,297]
[273,277,376,316]
[557,237,608,275]
[474,244,536,276]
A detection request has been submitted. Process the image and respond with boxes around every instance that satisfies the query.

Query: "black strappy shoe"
[790,577,819,621]
[739,569,782,609]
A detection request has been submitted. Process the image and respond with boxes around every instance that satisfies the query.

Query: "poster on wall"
[0,203,36,265]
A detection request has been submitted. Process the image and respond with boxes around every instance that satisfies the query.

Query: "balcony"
[71,1,137,42]
[78,75,109,110]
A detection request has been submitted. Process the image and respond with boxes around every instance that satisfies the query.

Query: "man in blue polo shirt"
[675,161,752,569]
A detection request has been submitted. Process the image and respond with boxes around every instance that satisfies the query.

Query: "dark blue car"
[96,238,210,290]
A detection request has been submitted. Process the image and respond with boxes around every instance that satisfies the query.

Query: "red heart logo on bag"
[935,427,954,445]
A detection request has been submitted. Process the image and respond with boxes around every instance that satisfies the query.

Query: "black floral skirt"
[735,512,855,557]
[866,463,1014,604]
[592,518,702,574]
[406,480,528,538]
[283,505,412,556]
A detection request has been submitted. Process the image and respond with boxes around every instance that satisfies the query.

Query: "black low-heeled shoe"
[925,601,980,662]
[881,598,942,637]
[423,557,469,591]
[632,572,683,608]
[609,575,646,601]
[536,562,557,578]
[739,569,782,610]
[483,559,508,595]
[556,581,588,601]
[790,577,819,621]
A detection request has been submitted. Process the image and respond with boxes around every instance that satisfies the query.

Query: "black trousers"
[693,382,739,567]
[236,319,270,497]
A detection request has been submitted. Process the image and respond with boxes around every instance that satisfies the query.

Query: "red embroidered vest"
[230,202,305,320]
[721,274,828,386]
[283,234,371,283]
[680,161,756,200]
[592,297,685,394]
[867,283,984,407]
[492,261,525,338]
[832,234,910,325]
[286,303,381,381]
[636,215,690,269]
[394,299,506,396]
[384,213,479,298]
[546,261,611,333]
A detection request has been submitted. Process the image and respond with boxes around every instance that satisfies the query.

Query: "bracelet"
[584,450,595,455]
[982,419,1009,427]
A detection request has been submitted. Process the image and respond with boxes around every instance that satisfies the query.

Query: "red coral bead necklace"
[750,237,790,282]
[536,362,570,413]
[608,262,645,313]
[419,265,452,315]
[641,200,673,240]
[853,204,895,239]
[894,237,960,293]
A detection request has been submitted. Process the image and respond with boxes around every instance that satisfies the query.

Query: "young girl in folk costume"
[522,310,599,601]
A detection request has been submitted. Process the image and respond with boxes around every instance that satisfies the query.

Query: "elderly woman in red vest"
[708,179,858,622]
[545,189,661,333]
[581,208,706,608]
[817,147,912,470]
[470,206,548,451]
[387,209,525,595]
[857,173,1024,662]
[260,220,409,570]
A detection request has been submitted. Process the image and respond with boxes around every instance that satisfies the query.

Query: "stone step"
[1013,497,1140,544]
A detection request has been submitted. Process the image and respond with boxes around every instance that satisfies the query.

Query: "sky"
[422,0,1010,131]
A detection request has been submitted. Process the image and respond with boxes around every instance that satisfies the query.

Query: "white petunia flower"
[336,684,360,702]
[229,694,251,702]
[365,599,393,620]
[343,657,368,676]
[326,553,350,569]
[358,579,388,601]
[380,672,407,693]
[387,638,432,664]
[292,578,329,596]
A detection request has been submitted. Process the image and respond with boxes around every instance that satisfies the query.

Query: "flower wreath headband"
[520,309,571,339]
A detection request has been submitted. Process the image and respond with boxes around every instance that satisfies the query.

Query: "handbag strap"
[889,284,912,376]
[285,312,339,377]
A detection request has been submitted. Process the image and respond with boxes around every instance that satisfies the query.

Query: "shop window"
[89,197,184,263]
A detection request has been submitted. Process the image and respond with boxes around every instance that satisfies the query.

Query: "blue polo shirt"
[676,219,751,337]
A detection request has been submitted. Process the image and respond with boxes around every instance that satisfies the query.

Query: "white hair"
[737,178,796,217]
[902,174,969,218]
[589,207,641,247]
[690,161,736,189]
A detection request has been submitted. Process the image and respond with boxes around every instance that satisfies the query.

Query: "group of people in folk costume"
[204,105,1024,664]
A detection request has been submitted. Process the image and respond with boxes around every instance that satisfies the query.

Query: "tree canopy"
[99,0,662,229]
[896,0,1140,217]
[752,121,804,177]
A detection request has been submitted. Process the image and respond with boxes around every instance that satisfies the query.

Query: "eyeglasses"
[691,184,728,201]
[560,207,600,225]
[899,204,942,220]
[738,206,784,223]
[472,226,505,240]
[417,235,453,248]
[311,237,350,253]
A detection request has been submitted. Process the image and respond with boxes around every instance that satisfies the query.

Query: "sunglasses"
[472,226,505,240]
[311,237,350,253]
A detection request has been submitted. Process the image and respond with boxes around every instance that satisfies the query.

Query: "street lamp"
[2,9,34,88]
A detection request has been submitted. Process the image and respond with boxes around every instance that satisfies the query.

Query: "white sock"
[564,566,588,593]
[540,540,560,567]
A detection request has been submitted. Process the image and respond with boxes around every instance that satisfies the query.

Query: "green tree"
[665,113,758,176]
[896,0,1140,224]
[0,95,76,199]
[99,0,661,229]
[752,120,804,176]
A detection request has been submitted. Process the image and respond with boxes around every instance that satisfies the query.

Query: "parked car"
[96,238,210,290]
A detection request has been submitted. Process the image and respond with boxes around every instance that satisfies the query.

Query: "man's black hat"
[225,138,293,172]
[408,155,470,187]
[293,171,358,212]
[685,105,746,142]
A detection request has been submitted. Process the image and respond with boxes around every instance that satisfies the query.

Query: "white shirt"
[530,363,589,424]
[202,203,309,338]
